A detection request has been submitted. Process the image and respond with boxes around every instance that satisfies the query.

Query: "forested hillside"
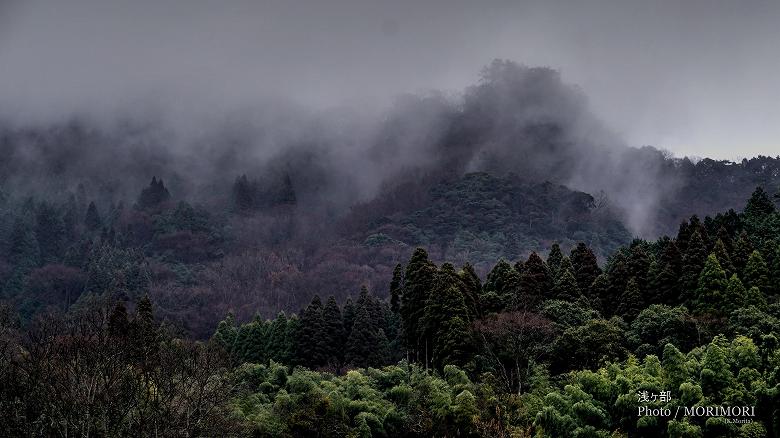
[3,187,780,436]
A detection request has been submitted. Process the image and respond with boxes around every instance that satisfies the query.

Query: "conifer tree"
[552,263,581,302]
[482,259,520,311]
[546,243,563,278]
[295,295,327,368]
[265,312,292,363]
[389,263,404,313]
[724,274,747,310]
[400,248,437,361]
[604,252,630,316]
[244,320,268,364]
[108,301,130,339]
[743,250,770,293]
[744,286,767,310]
[627,243,651,298]
[231,174,257,212]
[713,239,735,277]
[770,244,780,296]
[518,252,550,310]
[694,254,728,316]
[345,305,389,368]
[322,295,345,367]
[590,273,610,313]
[616,277,642,321]
[137,177,171,210]
[681,230,708,301]
[731,232,753,276]
[342,297,356,336]
[84,201,102,231]
[743,187,775,219]
[459,263,482,318]
[423,269,472,370]
[35,202,66,264]
[570,243,601,295]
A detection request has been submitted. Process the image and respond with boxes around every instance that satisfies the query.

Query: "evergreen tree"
[458,263,482,319]
[743,250,770,293]
[770,244,780,296]
[389,263,404,313]
[732,232,753,276]
[265,312,292,363]
[713,239,735,277]
[342,297,356,336]
[423,268,472,370]
[84,201,102,231]
[231,174,257,212]
[743,187,775,219]
[400,248,437,362]
[518,252,550,310]
[35,202,66,264]
[482,259,520,311]
[626,243,651,298]
[681,230,708,301]
[137,177,171,210]
[108,301,130,339]
[244,320,268,364]
[744,286,767,310]
[295,295,327,368]
[724,274,747,310]
[570,243,601,295]
[546,243,564,278]
[694,254,728,316]
[604,252,630,316]
[345,305,389,368]
[322,296,345,367]
[589,273,610,313]
[616,277,642,321]
[552,263,581,302]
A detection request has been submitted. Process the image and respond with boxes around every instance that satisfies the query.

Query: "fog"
[1,0,779,159]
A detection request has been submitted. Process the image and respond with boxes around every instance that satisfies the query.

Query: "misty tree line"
[207,186,780,436]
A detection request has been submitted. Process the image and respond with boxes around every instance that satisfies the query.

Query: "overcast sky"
[1,0,778,159]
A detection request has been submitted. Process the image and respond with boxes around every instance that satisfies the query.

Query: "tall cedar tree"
[137,177,171,210]
[627,243,651,298]
[423,264,473,370]
[743,187,776,218]
[744,286,767,310]
[651,240,682,305]
[342,297,356,336]
[552,262,581,302]
[570,243,602,294]
[459,263,483,319]
[322,296,345,367]
[731,232,753,276]
[389,263,404,313]
[400,248,437,361]
[724,274,747,310]
[265,312,292,363]
[743,250,770,293]
[345,304,389,368]
[295,295,327,368]
[590,273,610,312]
[547,243,564,278]
[84,201,102,231]
[604,252,630,316]
[713,239,735,277]
[680,230,708,303]
[616,277,642,321]
[694,254,728,316]
[518,252,550,310]
[482,259,520,312]
[771,244,780,296]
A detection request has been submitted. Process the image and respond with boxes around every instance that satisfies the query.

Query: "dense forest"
[2,186,780,436]
[2,61,780,437]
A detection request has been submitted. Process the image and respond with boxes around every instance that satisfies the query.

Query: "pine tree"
[244,320,268,364]
[627,243,651,298]
[724,274,747,310]
[547,243,564,278]
[694,254,728,316]
[743,250,770,293]
[423,269,472,370]
[400,248,437,361]
[570,243,601,295]
[295,295,327,368]
[84,201,102,231]
[518,252,550,310]
[132,295,159,366]
[590,273,610,313]
[322,295,345,367]
[617,278,642,321]
[389,263,404,313]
